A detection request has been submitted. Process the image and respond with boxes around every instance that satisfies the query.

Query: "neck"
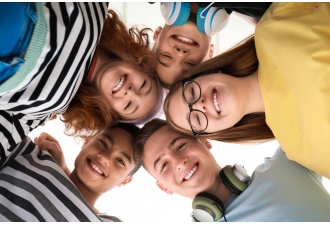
[69,169,100,208]
[202,167,232,204]
[240,70,265,114]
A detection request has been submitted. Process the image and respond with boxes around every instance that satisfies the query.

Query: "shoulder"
[99,214,122,222]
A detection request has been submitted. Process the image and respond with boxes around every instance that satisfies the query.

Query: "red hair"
[62,9,157,137]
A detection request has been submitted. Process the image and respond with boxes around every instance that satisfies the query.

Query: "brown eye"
[161,162,168,172]
[116,158,125,166]
[98,139,107,149]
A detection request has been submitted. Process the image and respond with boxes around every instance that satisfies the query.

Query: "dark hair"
[115,123,142,176]
[134,118,169,166]
[164,35,275,143]
[62,9,157,138]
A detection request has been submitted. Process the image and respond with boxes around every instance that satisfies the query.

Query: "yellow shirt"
[255,2,330,179]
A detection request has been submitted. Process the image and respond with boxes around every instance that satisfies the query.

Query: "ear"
[156,181,173,195]
[153,26,163,41]
[117,176,133,187]
[198,138,212,150]
[208,44,215,59]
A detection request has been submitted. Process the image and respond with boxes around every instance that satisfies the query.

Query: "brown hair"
[134,118,169,167]
[62,9,157,137]
[164,35,275,143]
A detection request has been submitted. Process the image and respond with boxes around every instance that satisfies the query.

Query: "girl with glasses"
[164,2,330,180]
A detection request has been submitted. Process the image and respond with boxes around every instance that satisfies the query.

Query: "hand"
[34,132,71,176]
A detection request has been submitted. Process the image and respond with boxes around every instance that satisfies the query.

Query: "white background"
[28,2,330,222]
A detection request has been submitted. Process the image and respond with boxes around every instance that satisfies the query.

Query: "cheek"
[106,98,123,112]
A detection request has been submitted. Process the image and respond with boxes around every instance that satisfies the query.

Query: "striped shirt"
[0,2,108,158]
[0,136,119,221]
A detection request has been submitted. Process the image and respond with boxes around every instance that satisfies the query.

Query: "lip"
[182,163,198,182]
[87,158,106,177]
[171,35,198,47]
[212,88,221,115]
[112,74,127,94]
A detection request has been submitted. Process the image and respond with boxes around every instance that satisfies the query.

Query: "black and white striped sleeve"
[0,2,108,158]
[0,137,104,221]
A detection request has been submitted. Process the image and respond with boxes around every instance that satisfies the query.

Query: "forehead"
[143,125,190,163]
[168,87,191,129]
[101,128,134,148]
[144,125,174,150]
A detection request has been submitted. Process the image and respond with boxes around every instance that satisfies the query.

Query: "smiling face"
[92,59,158,120]
[167,73,248,134]
[143,125,221,199]
[153,23,214,86]
[74,127,135,194]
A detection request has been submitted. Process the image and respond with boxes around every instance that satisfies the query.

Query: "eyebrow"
[120,151,132,164]
[102,133,114,146]
[153,136,187,171]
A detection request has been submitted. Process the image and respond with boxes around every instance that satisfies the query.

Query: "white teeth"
[90,161,103,175]
[177,36,194,44]
[113,76,125,91]
[213,92,221,112]
[184,165,197,180]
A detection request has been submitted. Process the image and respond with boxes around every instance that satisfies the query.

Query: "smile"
[173,35,197,45]
[213,89,221,114]
[90,160,104,175]
[183,164,198,181]
[112,74,126,93]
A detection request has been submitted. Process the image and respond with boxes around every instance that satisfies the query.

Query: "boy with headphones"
[134,118,330,222]
[0,123,140,221]
[153,2,272,88]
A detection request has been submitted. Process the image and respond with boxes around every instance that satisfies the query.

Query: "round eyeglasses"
[182,80,208,136]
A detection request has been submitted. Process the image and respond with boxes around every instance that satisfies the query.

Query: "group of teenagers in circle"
[0,2,330,222]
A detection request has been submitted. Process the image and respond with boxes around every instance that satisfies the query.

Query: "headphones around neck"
[191,164,250,222]
[160,2,230,36]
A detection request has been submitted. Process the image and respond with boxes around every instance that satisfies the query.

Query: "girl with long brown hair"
[164,3,330,179]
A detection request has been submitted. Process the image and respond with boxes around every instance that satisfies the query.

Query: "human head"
[72,123,141,198]
[135,118,221,199]
[153,11,214,88]
[164,35,274,143]
[62,9,163,136]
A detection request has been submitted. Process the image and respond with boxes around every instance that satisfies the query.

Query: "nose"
[97,153,111,167]
[174,156,188,171]
[192,96,206,113]
[124,84,134,96]
[174,46,189,56]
